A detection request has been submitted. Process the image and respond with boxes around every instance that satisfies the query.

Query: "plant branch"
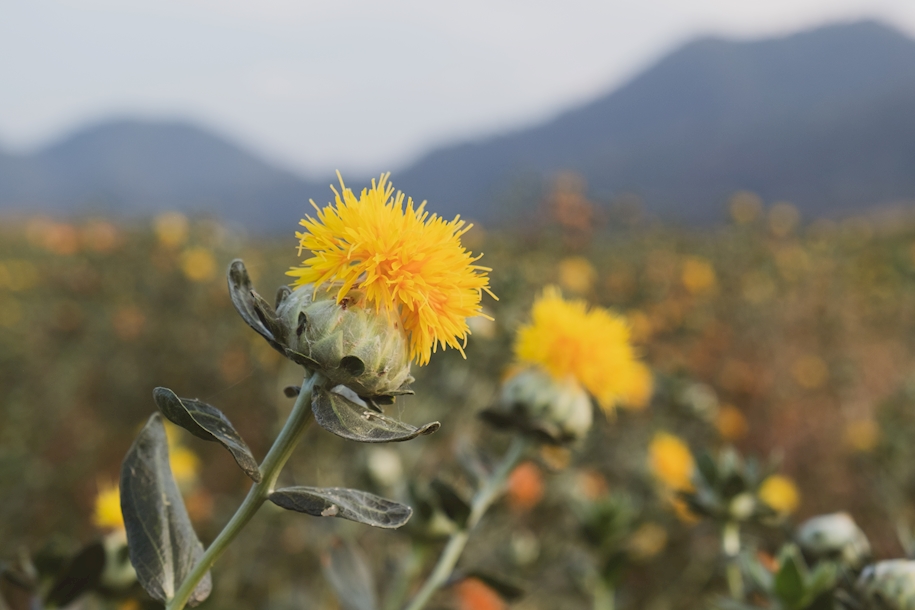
[403,435,529,610]
[166,371,322,610]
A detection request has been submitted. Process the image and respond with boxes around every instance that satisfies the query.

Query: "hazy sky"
[3,0,915,176]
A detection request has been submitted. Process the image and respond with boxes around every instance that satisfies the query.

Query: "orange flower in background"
[514,286,651,413]
[288,173,495,365]
[454,578,506,610]
[507,461,545,512]
[716,405,749,441]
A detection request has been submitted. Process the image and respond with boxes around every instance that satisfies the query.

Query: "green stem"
[166,372,321,610]
[403,436,529,610]
[722,520,744,600]
[593,579,615,610]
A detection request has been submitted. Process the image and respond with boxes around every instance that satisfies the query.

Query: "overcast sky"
[2,0,915,177]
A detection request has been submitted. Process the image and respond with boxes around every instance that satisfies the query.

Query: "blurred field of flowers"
[5,183,915,609]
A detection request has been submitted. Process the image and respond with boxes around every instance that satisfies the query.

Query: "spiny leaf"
[153,387,261,482]
[120,413,211,607]
[321,538,378,610]
[269,486,412,529]
[312,385,440,443]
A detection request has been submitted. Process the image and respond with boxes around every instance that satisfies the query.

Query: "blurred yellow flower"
[844,419,880,453]
[154,212,190,248]
[93,481,125,531]
[681,257,716,294]
[181,247,217,282]
[0,260,39,292]
[556,256,596,294]
[627,310,653,343]
[0,297,23,328]
[791,355,828,389]
[628,522,668,561]
[729,191,763,225]
[169,446,201,489]
[715,405,749,441]
[769,202,800,238]
[163,423,201,488]
[514,286,651,413]
[288,173,495,366]
[649,432,695,492]
[758,475,800,514]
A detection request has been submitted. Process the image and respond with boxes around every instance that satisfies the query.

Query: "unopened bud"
[490,367,593,444]
[277,285,413,396]
[729,492,756,520]
[797,512,871,568]
[857,560,915,609]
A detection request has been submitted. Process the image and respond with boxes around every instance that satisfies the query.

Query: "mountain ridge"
[3,19,915,229]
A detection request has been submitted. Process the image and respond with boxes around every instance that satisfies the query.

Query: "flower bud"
[277,285,413,396]
[857,560,915,609]
[488,367,593,444]
[728,492,756,521]
[797,512,871,568]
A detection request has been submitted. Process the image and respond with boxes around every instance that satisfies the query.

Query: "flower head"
[649,432,695,492]
[93,481,125,531]
[288,173,494,365]
[758,474,800,515]
[514,286,651,412]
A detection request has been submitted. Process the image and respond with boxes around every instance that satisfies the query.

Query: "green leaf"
[227,259,287,354]
[312,386,440,443]
[321,538,378,610]
[120,413,211,607]
[806,562,838,597]
[696,452,719,487]
[44,541,105,607]
[269,486,412,529]
[153,387,261,482]
[773,550,806,607]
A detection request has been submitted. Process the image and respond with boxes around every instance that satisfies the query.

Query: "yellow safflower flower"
[181,247,217,282]
[93,481,125,531]
[556,256,596,294]
[649,432,695,491]
[288,173,495,366]
[758,474,800,514]
[514,286,650,413]
[681,257,716,294]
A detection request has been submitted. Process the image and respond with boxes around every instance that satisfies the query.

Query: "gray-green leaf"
[269,486,412,529]
[153,387,261,482]
[321,538,378,610]
[227,259,287,354]
[120,413,211,607]
[312,386,440,443]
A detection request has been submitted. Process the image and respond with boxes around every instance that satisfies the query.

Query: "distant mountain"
[0,120,323,231]
[396,20,915,222]
[3,20,915,228]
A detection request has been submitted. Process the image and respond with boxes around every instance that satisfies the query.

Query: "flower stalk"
[166,372,322,610]
[403,436,530,610]
[722,520,744,600]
